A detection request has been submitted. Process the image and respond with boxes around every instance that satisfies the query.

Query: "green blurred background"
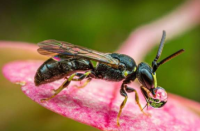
[0,0,199,131]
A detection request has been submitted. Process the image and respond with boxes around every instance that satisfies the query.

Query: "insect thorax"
[94,53,137,82]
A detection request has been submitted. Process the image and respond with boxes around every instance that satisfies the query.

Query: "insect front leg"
[117,83,128,126]
[140,86,152,111]
[117,84,150,126]
[125,86,147,115]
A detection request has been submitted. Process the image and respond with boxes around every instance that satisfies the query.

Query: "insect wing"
[37,40,119,65]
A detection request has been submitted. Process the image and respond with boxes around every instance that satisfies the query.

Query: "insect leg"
[72,71,92,81]
[125,86,144,113]
[126,86,149,115]
[40,73,80,103]
[75,78,92,88]
[72,71,92,88]
[140,86,151,98]
[70,73,83,81]
[140,86,151,111]
[117,83,128,126]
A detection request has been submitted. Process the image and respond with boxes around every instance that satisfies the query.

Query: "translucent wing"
[37,39,119,66]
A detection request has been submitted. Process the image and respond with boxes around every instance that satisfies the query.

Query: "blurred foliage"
[0,0,199,131]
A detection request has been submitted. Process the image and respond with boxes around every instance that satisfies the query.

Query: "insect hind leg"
[75,77,92,88]
[40,71,92,103]
[72,71,92,88]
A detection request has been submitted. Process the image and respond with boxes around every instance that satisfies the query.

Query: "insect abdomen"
[34,58,92,86]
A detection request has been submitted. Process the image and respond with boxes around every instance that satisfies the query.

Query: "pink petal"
[3,61,200,130]
[0,41,38,51]
[0,41,46,60]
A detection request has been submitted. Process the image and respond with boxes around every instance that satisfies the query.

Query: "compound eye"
[140,69,154,89]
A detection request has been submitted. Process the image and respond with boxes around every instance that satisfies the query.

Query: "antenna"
[157,49,185,68]
[152,30,166,72]
[152,31,184,73]
[154,30,166,62]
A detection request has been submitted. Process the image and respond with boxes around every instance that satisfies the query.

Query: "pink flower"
[3,57,200,130]
[2,0,200,130]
